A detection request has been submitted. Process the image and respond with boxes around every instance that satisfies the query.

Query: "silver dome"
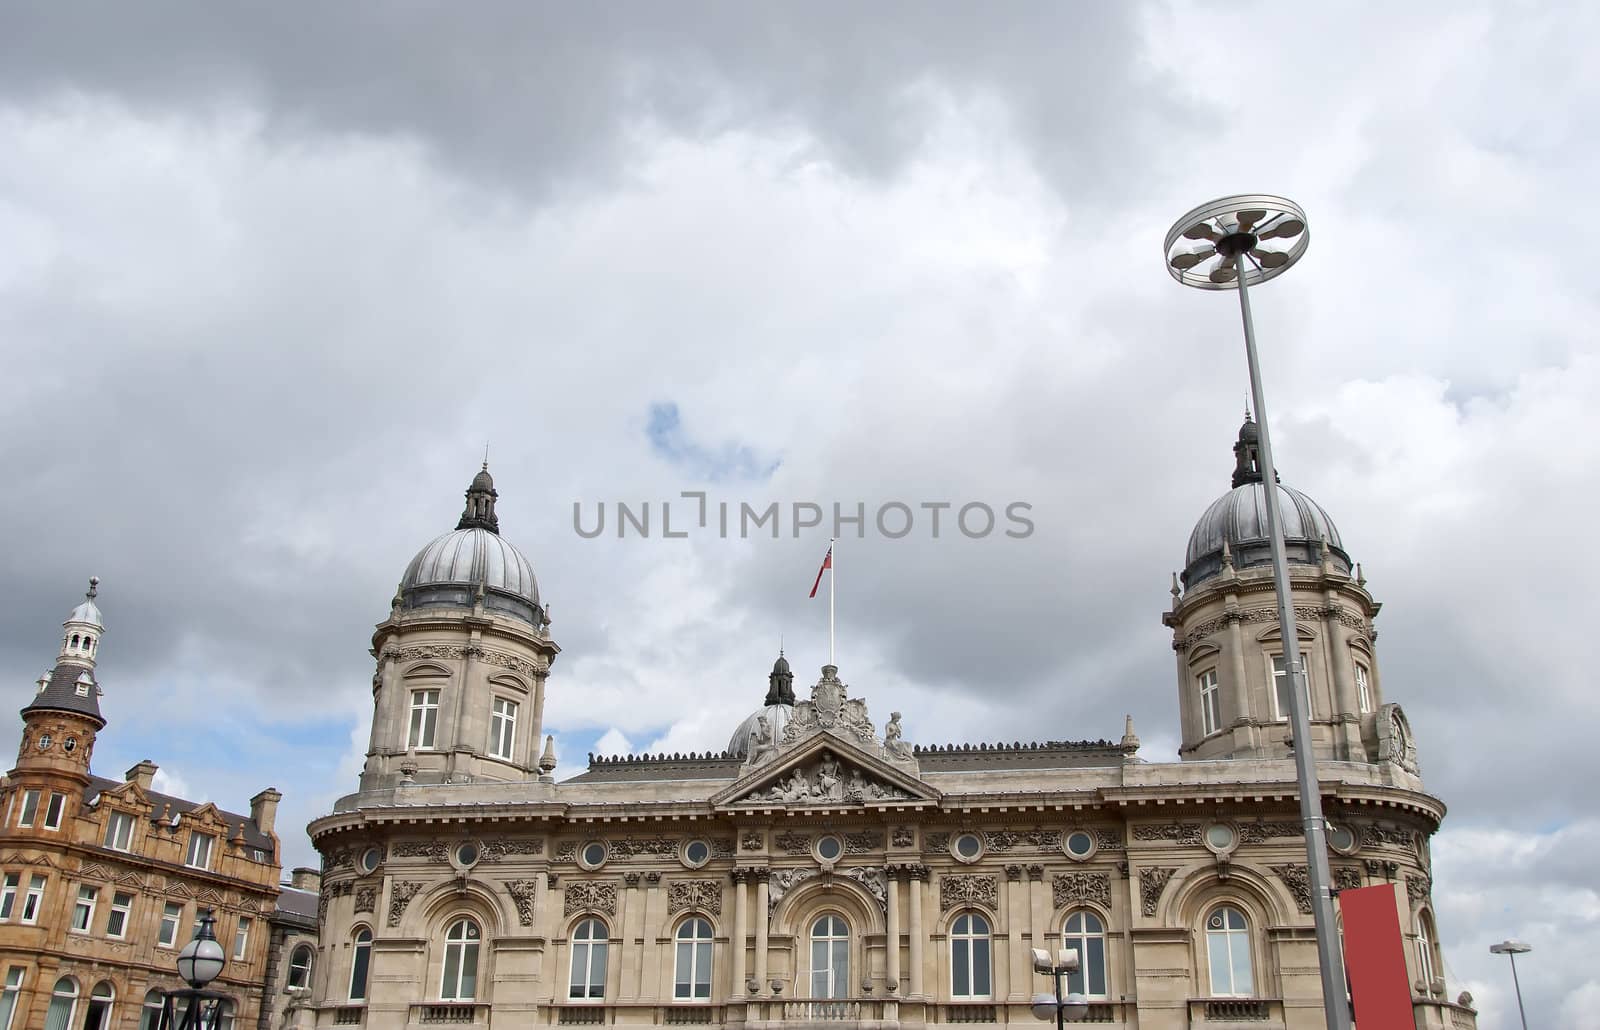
[1183,481,1349,588]
[399,527,542,625]
[728,704,792,759]
[67,598,104,629]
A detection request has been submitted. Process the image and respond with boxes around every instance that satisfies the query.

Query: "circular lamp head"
[1490,939,1532,955]
[1061,993,1090,1020]
[1030,993,1058,1021]
[177,909,226,988]
[1164,195,1309,291]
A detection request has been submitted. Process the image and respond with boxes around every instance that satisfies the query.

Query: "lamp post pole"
[1490,940,1531,1030]
[1164,196,1350,1030]
[163,908,229,1030]
[1029,948,1089,1026]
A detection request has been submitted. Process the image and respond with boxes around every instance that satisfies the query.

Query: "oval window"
[1328,824,1356,853]
[455,842,480,867]
[360,846,383,873]
[816,836,843,862]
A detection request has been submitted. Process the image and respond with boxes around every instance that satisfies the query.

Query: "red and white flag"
[809,544,833,598]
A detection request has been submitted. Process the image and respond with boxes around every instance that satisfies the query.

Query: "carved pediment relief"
[1377,703,1419,775]
[714,732,937,810]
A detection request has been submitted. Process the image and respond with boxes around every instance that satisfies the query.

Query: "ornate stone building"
[302,435,1477,1030]
[0,582,285,1030]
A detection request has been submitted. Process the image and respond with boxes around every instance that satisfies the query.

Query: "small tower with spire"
[764,650,795,706]
[458,463,500,533]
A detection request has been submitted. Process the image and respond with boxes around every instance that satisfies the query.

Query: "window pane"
[832,940,848,998]
[1230,934,1253,994]
[350,944,370,1000]
[1087,937,1106,996]
[972,939,990,996]
[441,946,460,999]
[952,939,969,996]
[1207,934,1230,995]
[459,943,477,999]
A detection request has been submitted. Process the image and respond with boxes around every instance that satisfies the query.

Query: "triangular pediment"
[711,731,939,810]
[98,779,150,809]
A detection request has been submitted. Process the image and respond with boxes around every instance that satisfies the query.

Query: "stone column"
[1323,603,1363,758]
[1227,614,1254,750]
[886,871,902,991]
[908,865,926,998]
[754,871,770,990]
[732,871,749,1001]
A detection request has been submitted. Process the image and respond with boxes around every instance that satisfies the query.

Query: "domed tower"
[10,580,108,828]
[1164,419,1387,763]
[727,652,796,760]
[359,465,559,790]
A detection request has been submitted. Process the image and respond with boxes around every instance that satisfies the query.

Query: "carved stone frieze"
[892,826,915,848]
[564,880,618,917]
[845,830,885,854]
[388,881,423,927]
[741,832,765,851]
[1334,867,1363,893]
[1139,867,1177,917]
[481,838,545,861]
[667,879,723,914]
[607,837,677,859]
[392,841,449,862]
[923,832,952,854]
[1095,829,1125,851]
[940,874,998,911]
[740,751,913,806]
[984,828,1062,852]
[1133,824,1202,845]
[712,838,735,858]
[1271,864,1313,914]
[354,887,375,914]
[1238,822,1302,844]
[1406,874,1432,906]
[1053,872,1112,909]
[554,841,580,862]
[1361,825,1417,849]
[776,832,812,855]
[501,879,538,926]
[383,643,541,681]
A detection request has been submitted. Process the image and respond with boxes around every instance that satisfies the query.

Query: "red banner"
[1340,883,1417,1029]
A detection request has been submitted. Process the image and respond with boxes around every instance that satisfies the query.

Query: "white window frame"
[1416,912,1437,988]
[949,911,992,1000]
[139,990,164,1030]
[107,892,134,939]
[809,914,850,1000]
[349,927,373,1001]
[17,790,40,828]
[1198,668,1221,736]
[158,903,184,948]
[72,885,98,933]
[233,916,252,960]
[104,812,135,852]
[186,831,215,870]
[43,793,66,831]
[569,918,608,1000]
[0,875,17,921]
[1205,905,1255,997]
[1355,662,1373,714]
[84,981,114,1030]
[287,945,314,990]
[21,876,46,925]
[408,690,440,750]
[0,967,22,1030]
[488,698,518,761]
[439,918,480,1001]
[45,977,78,1030]
[1063,910,1109,998]
[673,917,714,1001]
[1268,654,1309,723]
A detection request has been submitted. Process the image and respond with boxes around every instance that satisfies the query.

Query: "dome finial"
[87,576,99,600]
[457,459,501,533]
[765,650,795,706]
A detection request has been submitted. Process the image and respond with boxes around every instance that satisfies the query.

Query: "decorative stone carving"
[1361,825,1416,848]
[1027,864,1044,881]
[891,826,915,848]
[354,886,375,914]
[940,874,998,911]
[884,712,913,761]
[554,841,580,862]
[768,868,815,914]
[504,879,539,926]
[1095,828,1126,851]
[1237,822,1302,844]
[1139,867,1176,917]
[1271,864,1314,914]
[623,872,641,888]
[1334,867,1363,893]
[1378,703,1420,774]
[564,880,618,917]
[842,867,887,911]
[1406,874,1432,906]
[923,832,952,854]
[608,837,678,859]
[392,841,449,862]
[383,643,541,681]
[667,879,723,915]
[1364,858,1400,878]
[740,751,913,806]
[741,832,765,851]
[712,838,735,858]
[388,881,423,927]
[779,667,878,750]
[775,832,812,855]
[645,871,662,886]
[1004,865,1022,882]
[844,830,884,854]
[1053,872,1112,909]
[1133,824,1202,845]
[481,838,545,861]
[984,828,1062,852]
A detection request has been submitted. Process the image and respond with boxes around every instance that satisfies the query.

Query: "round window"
[953,833,983,861]
[1205,824,1237,852]
[455,842,480,868]
[816,836,843,862]
[684,840,710,867]
[581,841,608,868]
[360,846,383,873]
[1065,831,1096,860]
[1328,824,1357,854]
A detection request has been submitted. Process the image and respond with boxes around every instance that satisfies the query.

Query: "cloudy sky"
[2,1,1595,1024]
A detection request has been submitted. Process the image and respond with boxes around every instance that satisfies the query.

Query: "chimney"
[289,867,322,893]
[125,760,158,792]
[249,787,282,836]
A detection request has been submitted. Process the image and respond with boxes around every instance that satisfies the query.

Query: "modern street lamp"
[1029,948,1090,1027]
[1489,939,1531,1030]
[1163,195,1350,1030]
[163,908,230,1030]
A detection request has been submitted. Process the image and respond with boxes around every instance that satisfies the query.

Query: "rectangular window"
[1270,655,1309,722]
[489,698,518,761]
[20,876,45,925]
[43,793,66,830]
[72,885,97,932]
[186,832,215,870]
[17,791,39,828]
[1355,663,1373,714]
[0,874,17,920]
[233,916,252,960]
[107,891,134,939]
[1198,669,1222,736]
[159,902,183,947]
[104,812,135,852]
[0,967,23,1030]
[408,689,440,750]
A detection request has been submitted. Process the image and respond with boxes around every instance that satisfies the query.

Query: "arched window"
[569,918,608,1000]
[674,917,714,1000]
[288,944,315,989]
[1205,905,1254,997]
[43,977,78,1030]
[0,969,23,1030]
[950,912,992,999]
[349,927,373,1001]
[809,915,850,1000]
[440,918,481,1001]
[211,999,235,1030]
[1063,910,1108,997]
[83,982,114,1030]
[71,634,80,649]
[1416,911,1437,988]
[139,990,164,1030]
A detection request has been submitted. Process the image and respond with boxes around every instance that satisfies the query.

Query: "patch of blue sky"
[646,402,780,483]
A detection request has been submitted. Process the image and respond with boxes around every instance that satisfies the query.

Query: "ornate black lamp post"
[1029,948,1089,1027]
[162,909,229,1030]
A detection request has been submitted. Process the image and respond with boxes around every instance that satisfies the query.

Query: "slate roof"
[21,661,105,725]
[85,776,275,853]
[274,885,319,929]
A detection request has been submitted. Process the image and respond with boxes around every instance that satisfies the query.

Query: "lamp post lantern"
[1029,948,1091,1027]
[1489,940,1531,1030]
[163,908,230,1030]
[1163,195,1350,1030]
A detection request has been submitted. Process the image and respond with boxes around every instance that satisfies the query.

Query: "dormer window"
[75,683,90,698]
[105,812,135,852]
[186,831,215,870]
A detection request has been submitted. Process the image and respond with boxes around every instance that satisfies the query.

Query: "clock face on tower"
[37,734,53,751]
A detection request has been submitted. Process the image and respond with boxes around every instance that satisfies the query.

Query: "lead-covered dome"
[728,653,797,759]
[1182,417,1351,589]
[396,465,545,626]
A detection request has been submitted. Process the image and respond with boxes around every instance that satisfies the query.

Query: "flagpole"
[828,537,836,666]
